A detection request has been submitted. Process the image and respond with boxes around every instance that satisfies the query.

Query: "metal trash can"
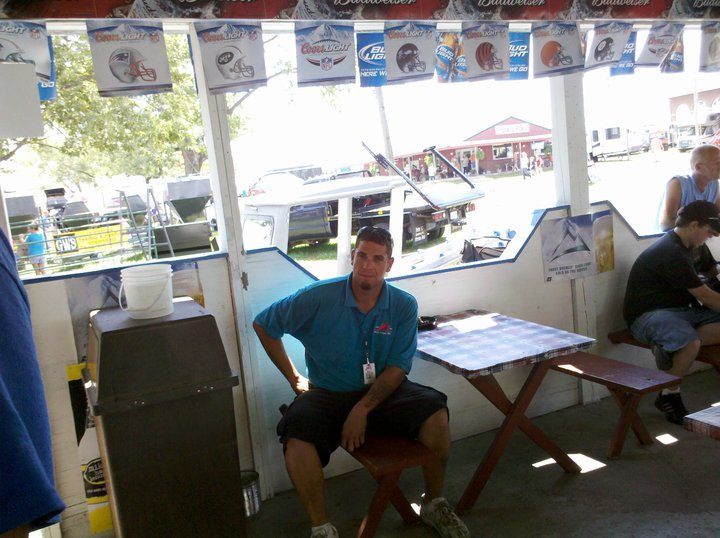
[83,299,246,537]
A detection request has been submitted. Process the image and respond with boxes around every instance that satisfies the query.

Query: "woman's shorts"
[277,378,448,467]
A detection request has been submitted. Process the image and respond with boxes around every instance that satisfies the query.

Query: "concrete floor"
[246,368,720,538]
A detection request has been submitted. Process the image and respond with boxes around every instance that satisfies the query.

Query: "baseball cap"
[678,200,720,232]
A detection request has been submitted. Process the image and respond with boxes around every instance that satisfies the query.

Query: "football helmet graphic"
[0,37,34,64]
[216,45,255,80]
[396,43,426,73]
[540,40,573,68]
[475,42,503,71]
[108,47,157,84]
[594,37,614,62]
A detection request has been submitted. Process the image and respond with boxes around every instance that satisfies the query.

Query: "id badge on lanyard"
[362,338,375,384]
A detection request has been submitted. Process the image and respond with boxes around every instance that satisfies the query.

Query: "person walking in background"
[0,226,65,537]
[25,224,46,276]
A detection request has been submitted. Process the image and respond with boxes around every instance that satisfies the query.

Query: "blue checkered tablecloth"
[416,310,595,378]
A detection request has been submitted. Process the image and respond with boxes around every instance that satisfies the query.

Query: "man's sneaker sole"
[651,344,673,371]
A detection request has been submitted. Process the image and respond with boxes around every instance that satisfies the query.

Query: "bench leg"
[358,472,403,538]
[607,389,652,458]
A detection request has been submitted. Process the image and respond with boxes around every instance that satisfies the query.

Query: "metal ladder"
[119,189,174,259]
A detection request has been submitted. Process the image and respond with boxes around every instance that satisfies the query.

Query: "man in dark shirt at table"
[624,200,720,424]
[253,226,469,538]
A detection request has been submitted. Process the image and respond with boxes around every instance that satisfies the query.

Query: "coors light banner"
[0,21,56,101]
[635,22,684,67]
[384,22,436,85]
[532,22,584,78]
[699,22,720,73]
[295,22,355,87]
[194,21,267,94]
[461,22,510,82]
[87,20,172,97]
[584,22,633,70]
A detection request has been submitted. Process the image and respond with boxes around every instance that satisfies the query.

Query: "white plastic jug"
[119,264,173,319]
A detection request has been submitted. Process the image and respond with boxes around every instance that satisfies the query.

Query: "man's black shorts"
[277,378,448,467]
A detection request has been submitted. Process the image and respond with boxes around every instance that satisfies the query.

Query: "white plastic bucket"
[119,264,173,319]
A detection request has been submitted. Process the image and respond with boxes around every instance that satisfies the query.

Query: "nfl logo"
[320,57,332,71]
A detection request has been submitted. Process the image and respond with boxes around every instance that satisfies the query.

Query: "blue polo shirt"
[255,274,418,392]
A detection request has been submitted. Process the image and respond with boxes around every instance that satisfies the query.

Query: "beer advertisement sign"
[532,22,584,78]
[462,22,510,82]
[384,22,436,85]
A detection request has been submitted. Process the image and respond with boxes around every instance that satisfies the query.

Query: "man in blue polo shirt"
[254,226,468,538]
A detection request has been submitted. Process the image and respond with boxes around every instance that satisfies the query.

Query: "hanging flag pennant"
[532,22,584,78]
[585,22,633,70]
[0,21,56,101]
[700,22,720,73]
[295,22,355,88]
[660,31,684,73]
[636,22,683,67]
[384,21,436,85]
[357,32,386,87]
[435,32,465,83]
[461,22,509,82]
[508,31,530,81]
[610,31,637,76]
[87,20,172,97]
[193,21,266,94]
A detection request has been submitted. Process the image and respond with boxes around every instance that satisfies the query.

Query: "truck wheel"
[427,226,445,240]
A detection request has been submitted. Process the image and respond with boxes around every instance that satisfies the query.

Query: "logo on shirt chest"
[374,322,393,335]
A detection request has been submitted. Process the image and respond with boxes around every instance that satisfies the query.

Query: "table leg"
[607,389,652,458]
[456,361,580,514]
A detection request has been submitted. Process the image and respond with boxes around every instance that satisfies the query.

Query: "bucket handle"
[118,276,171,313]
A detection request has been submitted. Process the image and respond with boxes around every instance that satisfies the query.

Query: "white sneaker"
[420,497,470,538]
[310,522,339,538]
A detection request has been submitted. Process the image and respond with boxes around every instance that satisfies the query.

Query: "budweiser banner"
[295,22,355,87]
[584,21,633,70]
[610,30,636,76]
[509,31,530,80]
[357,32,386,87]
[532,22,584,78]
[444,0,574,21]
[669,0,720,19]
[291,0,443,19]
[461,22,510,82]
[194,21,267,94]
[569,0,673,19]
[384,22,436,85]
[87,20,172,97]
[435,32,466,83]
[0,21,56,100]
[635,22,683,67]
[699,22,720,73]
[660,31,684,73]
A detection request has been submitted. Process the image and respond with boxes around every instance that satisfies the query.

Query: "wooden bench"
[608,329,720,374]
[684,406,720,441]
[551,351,681,458]
[347,436,436,538]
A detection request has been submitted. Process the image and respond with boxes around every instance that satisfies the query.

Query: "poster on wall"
[532,22,584,78]
[357,32,386,87]
[508,31,530,81]
[384,21,436,85]
[699,22,720,73]
[194,21,267,94]
[584,22,633,71]
[610,30,637,76]
[635,22,683,67]
[461,22,510,81]
[435,32,466,83]
[87,20,172,97]
[294,22,355,87]
[0,21,56,100]
[541,211,614,282]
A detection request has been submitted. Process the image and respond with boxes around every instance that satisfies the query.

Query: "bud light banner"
[509,31,530,81]
[0,21,56,100]
[610,31,636,76]
[194,21,267,95]
[532,22,584,78]
[87,20,172,97]
[435,32,466,83]
[699,22,720,73]
[462,22,509,82]
[660,31,684,73]
[295,22,355,88]
[357,32,386,87]
[585,22,632,70]
[385,22,436,85]
[635,22,683,67]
